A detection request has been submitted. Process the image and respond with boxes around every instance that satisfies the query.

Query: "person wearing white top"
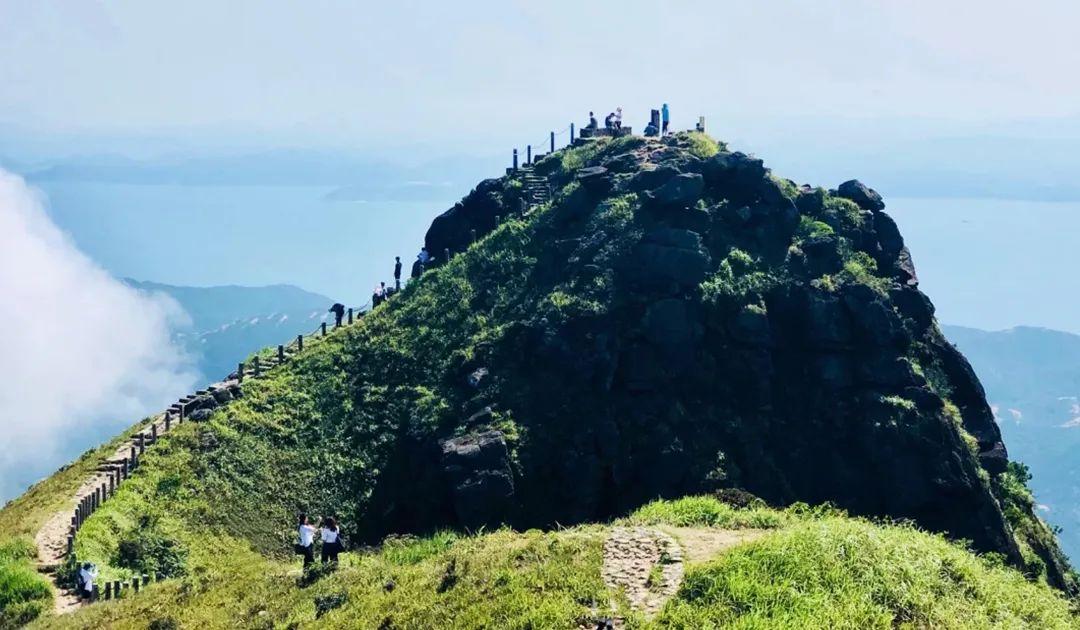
[319,516,342,564]
[296,515,316,568]
[78,563,98,600]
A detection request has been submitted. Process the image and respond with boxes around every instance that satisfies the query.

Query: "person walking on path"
[661,103,670,135]
[320,516,342,564]
[297,514,316,569]
[394,256,402,290]
[329,303,345,327]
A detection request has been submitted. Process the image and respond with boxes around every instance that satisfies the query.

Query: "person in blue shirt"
[661,103,670,135]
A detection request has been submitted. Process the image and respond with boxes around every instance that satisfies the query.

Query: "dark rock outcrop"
[837,179,885,211]
[439,431,515,530]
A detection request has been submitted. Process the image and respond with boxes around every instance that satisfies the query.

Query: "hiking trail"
[598,526,766,627]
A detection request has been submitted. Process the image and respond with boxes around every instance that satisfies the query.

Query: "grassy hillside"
[24,497,1080,629]
[2,132,1077,626]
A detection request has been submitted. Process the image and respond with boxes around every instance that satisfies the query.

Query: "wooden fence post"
[179,404,185,423]
[471,229,477,243]
[570,122,575,143]
[133,576,140,593]
[347,308,353,325]
[527,144,532,164]
[237,362,244,383]
[512,148,518,171]
[142,574,150,586]
[109,475,115,496]
[297,335,303,352]
[253,356,260,377]
[113,580,121,598]
[151,423,158,442]
[321,322,327,337]
[105,582,112,600]
[550,131,555,153]
[129,447,136,467]
[164,413,171,432]
[278,345,285,362]
[137,434,145,455]
[67,536,74,556]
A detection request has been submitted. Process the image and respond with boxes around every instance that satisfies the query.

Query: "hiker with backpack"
[329,303,345,327]
[77,562,98,600]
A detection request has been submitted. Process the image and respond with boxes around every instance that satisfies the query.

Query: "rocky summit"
[2,131,1076,628]
[416,133,1072,591]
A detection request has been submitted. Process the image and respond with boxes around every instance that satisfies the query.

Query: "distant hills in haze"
[126,280,334,381]
[944,324,1080,562]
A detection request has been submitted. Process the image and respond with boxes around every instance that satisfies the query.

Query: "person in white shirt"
[319,516,342,564]
[297,514,316,568]
[78,563,98,600]
[614,107,623,130]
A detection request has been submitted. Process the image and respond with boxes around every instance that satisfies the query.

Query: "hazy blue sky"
[3,0,1080,156]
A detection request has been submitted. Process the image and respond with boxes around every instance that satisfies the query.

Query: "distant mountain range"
[944,324,1080,562]
[125,280,334,381]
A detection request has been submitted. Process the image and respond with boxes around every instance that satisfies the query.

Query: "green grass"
[34,528,611,630]
[627,496,788,530]
[657,517,1076,629]
[0,539,51,629]
[684,131,721,159]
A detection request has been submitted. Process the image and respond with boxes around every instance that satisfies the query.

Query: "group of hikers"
[296,514,343,568]
[587,104,671,137]
[326,247,435,324]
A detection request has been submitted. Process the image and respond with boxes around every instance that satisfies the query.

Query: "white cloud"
[0,169,197,501]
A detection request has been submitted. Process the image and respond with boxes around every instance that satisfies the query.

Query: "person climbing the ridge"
[614,107,623,130]
[412,247,432,279]
[329,303,345,327]
[296,514,316,569]
[394,256,402,290]
[372,283,385,307]
[661,103,670,135]
[319,516,342,564]
[78,562,98,601]
[587,111,598,129]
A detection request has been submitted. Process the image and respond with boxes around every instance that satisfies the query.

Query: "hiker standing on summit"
[661,103,670,135]
[394,256,402,290]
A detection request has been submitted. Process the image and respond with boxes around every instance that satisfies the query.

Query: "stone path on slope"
[601,527,684,622]
[598,526,766,627]
[34,410,171,613]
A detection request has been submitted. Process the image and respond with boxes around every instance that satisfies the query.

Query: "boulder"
[425,178,507,257]
[837,180,885,212]
[651,173,704,206]
[575,166,612,195]
[627,165,680,192]
[188,408,214,422]
[211,387,234,405]
[440,430,515,530]
[626,228,711,293]
[873,210,905,260]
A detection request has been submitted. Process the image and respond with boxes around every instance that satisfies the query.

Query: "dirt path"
[33,411,169,613]
[598,526,767,626]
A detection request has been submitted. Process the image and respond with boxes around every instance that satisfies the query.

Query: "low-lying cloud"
[0,168,197,502]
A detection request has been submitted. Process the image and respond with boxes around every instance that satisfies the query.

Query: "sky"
[2,1,1080,499]
[3,0,1080,157]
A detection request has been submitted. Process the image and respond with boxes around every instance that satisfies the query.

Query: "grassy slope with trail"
[1,133,1077,627]
[26,497,1080,629]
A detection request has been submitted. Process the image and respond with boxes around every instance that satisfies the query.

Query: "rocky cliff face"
[409,134,1071,589]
